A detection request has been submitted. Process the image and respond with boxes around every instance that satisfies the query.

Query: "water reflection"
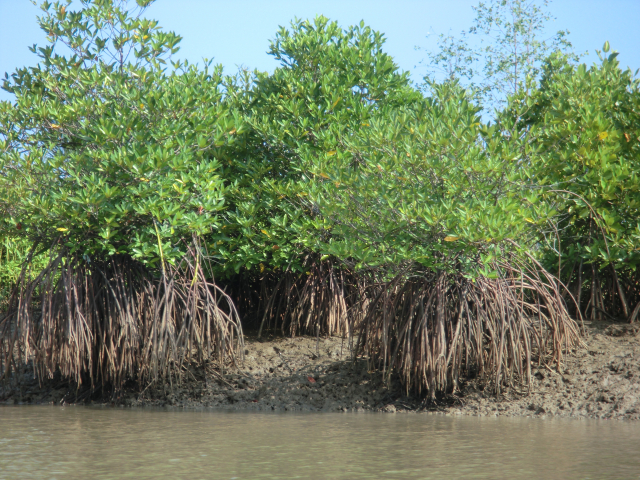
[1,406,639,479]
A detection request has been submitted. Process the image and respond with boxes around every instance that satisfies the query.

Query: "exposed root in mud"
[226,258,365,338]
[0,244,243,389]
[357,261,581,398]
[3,320,638,420]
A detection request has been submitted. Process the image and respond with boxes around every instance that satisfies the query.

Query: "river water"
[1,407,639,479]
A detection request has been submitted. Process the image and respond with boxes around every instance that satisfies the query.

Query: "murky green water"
[1,407,639,479]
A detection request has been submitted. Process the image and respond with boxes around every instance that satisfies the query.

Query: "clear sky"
[1,0,639,102]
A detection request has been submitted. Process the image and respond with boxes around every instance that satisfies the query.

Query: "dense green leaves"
[2,1,637,315]
[214,16,422,275]
[0,0,243,267]
[300,82,543,273]
[0,0,634,395]
[519,49,640,319]
[3,4,636,302]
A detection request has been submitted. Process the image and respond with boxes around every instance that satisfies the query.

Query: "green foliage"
[0,238,48,310]
[299,81,548,274]
[0,0,242,268]
[519,48,640,319]
[419,0,639,323]
[0,3,593,395]
[216,17,421,276]
[0,0,244,388]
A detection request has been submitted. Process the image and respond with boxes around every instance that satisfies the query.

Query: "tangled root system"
[357,259,581,398]
[0,244,242,389]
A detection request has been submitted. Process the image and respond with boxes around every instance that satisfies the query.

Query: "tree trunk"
[611,265,630,319]
[628,302,640,324]
[576,259,583,316]
[590,264,596,321]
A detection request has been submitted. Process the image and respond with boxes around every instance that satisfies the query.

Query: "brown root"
[229,257,364,338]
[0,243,242,389]
[356,259,581,399]
[563,262,640,323]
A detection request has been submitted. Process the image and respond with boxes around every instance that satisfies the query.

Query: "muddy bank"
[1,334,399,413]
[452,321,640,420]
[2,321,639,420]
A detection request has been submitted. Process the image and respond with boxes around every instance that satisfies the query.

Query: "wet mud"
[2,321,639,420]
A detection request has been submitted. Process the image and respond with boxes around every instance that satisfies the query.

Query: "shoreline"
[2,320,639,420]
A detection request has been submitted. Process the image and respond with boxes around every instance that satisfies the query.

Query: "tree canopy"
[1,0,636,397]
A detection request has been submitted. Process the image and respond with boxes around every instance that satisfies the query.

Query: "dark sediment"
[2,321,639,420]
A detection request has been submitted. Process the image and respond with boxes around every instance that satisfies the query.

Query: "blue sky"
[1,0,639,102]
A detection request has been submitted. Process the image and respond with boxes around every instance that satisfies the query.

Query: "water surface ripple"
[1,406,639,479]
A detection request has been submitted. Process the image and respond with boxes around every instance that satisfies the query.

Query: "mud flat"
[2,320,639,420]
[452,321,640,420]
